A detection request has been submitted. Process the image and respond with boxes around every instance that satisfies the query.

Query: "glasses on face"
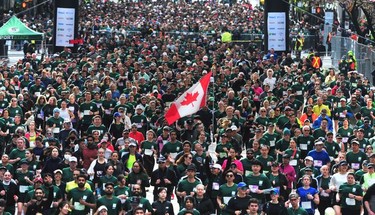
[186,157,192,159]
[304,130,310,132]
[226,174,234,177]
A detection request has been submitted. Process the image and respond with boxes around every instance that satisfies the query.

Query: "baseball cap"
[289,193,299,200]
[315,141,324,145]
[113,112,121,118]
[368,163,375,168]
[33,177,44,184]
[69,156,77,162]
[283,154,291,159]
[54,169,63,175]
[186,164,196,171]
[129,141,137,147]
[270,188,280,195]
[19,159,29,165]
[53,108,60,113]
[237,182,247,189]
[157,156,166,163]
[211,163,222,169]
[305,156,314,161]
[339,160,348,166]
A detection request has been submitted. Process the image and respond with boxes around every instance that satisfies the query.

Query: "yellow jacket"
[312,104,331,117]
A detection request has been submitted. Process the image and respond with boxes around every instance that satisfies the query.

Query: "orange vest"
[312,56,321,69]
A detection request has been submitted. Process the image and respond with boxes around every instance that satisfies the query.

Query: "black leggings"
[342,208,361,215]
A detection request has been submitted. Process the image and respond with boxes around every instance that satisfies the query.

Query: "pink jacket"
[279,164,296,189]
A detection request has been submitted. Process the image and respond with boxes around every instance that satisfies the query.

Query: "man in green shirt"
[67,174,96,215]
[245,159,271,205]
[286,193,308,215]
[46,108,64,138]
[62,156,78,182]
[176,164,202,207]
[79,92,99,134]
[124,184,153,213]
[161,130,183,160]
[96,182,124,215]
[87,115,108,139]
[9,138,26,166]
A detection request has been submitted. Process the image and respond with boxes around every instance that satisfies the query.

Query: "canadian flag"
[165,72,212,125]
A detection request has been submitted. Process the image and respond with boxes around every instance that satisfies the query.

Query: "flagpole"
[211,73,215,144]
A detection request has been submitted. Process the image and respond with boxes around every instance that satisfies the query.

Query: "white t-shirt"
[329,172,349,191]
[263,77,277,90]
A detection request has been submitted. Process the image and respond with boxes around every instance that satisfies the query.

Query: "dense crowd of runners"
[0,0,373,215]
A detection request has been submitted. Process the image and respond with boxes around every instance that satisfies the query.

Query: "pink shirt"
[222,159,244,172]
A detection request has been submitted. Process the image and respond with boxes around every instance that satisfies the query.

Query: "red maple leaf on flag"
[180,92,199,107]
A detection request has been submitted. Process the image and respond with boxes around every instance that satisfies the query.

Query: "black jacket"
[25,186,54,215]
[0,181,19,209]
[194,195,215,215]
[152,200,175,215]
[150,167,178,196]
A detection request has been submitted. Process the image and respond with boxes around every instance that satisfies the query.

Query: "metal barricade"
[331,36,375,84]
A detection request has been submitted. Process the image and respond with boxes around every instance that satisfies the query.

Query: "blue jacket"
[312,115,333,131]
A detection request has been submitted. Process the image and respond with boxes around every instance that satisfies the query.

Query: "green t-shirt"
[87,125,108,138]
[245,173,271,203]
[79,102,99,125]
[9,148,26,166]
[241,158,254,176]
[287,207,309,215]
[46,117,64,135]
[161,141,183,158]
[98,175,118,193]
[339,183,363,209]
[62,167,74,182]
[67,188,96,215]
[256,155,274,173]
[346,151,367,171]
[97,196,122,215]
[218,183,238,213]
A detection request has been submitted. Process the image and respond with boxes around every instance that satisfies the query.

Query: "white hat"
[212,163,222,169]
[305,156,314,161]
[97,205,108,212]
[69,156,77,162]
[230,125,238,131]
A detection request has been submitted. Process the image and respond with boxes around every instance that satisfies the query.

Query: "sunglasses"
[226,174,234,177]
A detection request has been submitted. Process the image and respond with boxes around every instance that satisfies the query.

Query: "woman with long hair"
[34,95,46,129]
[141,130,157,176]
[107,151,125,178]
[25,121,40,148]
[126,161,150,197]
[25,148,40,173]
[87,148,108,190]
[57,201,71,215]
[67,94,79,129]
[175,153,194,178]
